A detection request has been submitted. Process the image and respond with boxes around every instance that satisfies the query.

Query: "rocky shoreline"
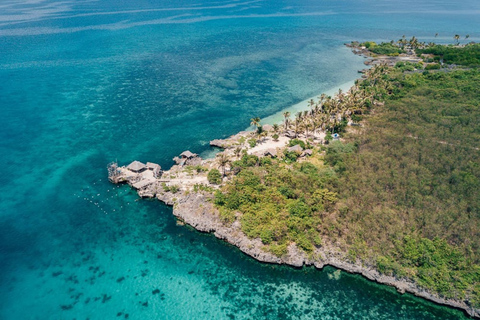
[108,44,480,318]
[110,127,479,318]
[155,179,479,318]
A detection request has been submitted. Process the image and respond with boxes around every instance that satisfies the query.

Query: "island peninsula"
[109,39,480,318]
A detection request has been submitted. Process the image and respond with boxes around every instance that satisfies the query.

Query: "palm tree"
[308,98,315,110]
[409,36,418,50]
[272,123,280,134]
[234,147,242,158]
[318,93,327,107]
[454,34,460,45]
[250,117,261,128]
[217,153,230,177]
[250,116,262,137]
[330,115,338,135]
[302,110,309,119]
[283,111,291,132]
[294,113,302,138]
[398,35,407,49]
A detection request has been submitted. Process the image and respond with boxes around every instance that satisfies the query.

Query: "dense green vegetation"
[361,41,405,56]
[213,45,480,307]
[331,67,480,305]
[417,43,480,66]
[215,152,338,255]
[207,169,222,185]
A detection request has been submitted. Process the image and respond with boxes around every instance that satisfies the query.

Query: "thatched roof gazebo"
[146,162,161,171]
[264,148,278,157]
[287,144,303,154]
[262,124,274,132]
[126,160,146,172]
[180,151,197,159]
[301,149,313,157]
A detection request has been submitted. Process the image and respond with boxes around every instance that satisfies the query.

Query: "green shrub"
[425,63,441,70]
[162,183,179,193]
[207,169,222,184]
[232,154,259,168]
[193,183,214,193]
[283,150,299,163]
[248,138,257,148]
[219,207,236,225]
[289,139,306,149]
[267,243,288,257]
[367,42,405,55]
[324,141,356,168]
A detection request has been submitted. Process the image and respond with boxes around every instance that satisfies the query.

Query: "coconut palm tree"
[283,111,291,132]
[234,147,242,158]
[454,34,460,45]
[302,118,310,138]
[250,116,262,138]
[217,152,230,177]
[272,123,280,134]
[294,113,302,138]
[409,36,419,50]
[398,35,407,49]
[318,93,327,109]
[250,117,261,129]
[308,98,315,111]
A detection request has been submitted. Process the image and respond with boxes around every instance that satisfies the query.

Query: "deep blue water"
[1,0,479,319]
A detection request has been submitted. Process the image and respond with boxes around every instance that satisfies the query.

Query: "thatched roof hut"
[180,151,197,159]
[285,130,296,138]
[264,148,278,157]
[287,144,303,154]
[146,162,161,171]
[301,149,313,157]
[126,160,146,172]
[262,124,274,132]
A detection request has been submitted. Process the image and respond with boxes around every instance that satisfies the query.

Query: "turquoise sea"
[1,0,479,319]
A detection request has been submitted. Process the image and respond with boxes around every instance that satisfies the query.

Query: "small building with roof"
[180,151,197,159]
[301,149,313,157]
[126,160,146,173]
[146,162,162,178]
[285,130,296,138]
[263,148,278,157]
[262,124,274,132]
[287,144,303,154]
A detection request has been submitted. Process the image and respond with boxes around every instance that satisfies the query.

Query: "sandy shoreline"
[260,79,358,126]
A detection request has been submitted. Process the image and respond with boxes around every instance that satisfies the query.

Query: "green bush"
[232,154,259,168]
[417,43,480,67]
[219,207,236,225]
[283,150,299,163]
[367,42,405,55]
[162,183,179,193]
[425,63,441,70]
[289,139,306,149]
[324,141,356,169]
[267,243,288,257]
[207,169,222,184]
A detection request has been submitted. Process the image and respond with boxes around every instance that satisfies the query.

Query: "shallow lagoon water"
[0,0,479,319]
